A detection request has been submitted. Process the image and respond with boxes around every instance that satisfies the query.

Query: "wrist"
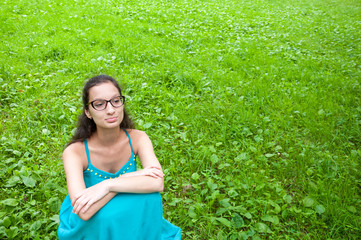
[104,179,114,192]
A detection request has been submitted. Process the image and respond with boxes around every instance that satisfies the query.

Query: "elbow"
[154,178,164,192]
[158,181,164,192]
[78,212,91,221]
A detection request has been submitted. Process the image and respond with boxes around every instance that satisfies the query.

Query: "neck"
[92,126,122,146]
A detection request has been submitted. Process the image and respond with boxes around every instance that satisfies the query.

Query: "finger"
[153,169,164,178]
[151,172,161,178]
[74,191,83,200]
[72,198,81,213]
[73,203,80,214]
[144,170,156,178]
[73,200,83,214]
[149,172,158,178]
[75,201,86,214]
[81,204,90,213]
[82,199,94,213]
[146,166,161,170]
[150,166,161,170]
[81,197,95,213]
[73,196,88,214]
[151,171,163,179]
[73,190,86,205]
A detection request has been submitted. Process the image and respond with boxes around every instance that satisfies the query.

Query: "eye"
[93,100,105,107]
[113,98,120,103]
[111,96,123,105]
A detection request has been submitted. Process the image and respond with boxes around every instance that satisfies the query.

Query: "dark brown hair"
[68,75,134,145]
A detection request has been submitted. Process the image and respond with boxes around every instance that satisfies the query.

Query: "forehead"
[88,82,120,100]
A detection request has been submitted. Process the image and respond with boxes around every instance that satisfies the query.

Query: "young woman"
[57,75,181,239]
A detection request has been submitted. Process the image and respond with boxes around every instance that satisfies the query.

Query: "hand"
[136,166,164,179]
[72,181,109,214]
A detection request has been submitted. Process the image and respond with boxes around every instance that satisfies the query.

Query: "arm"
[72,131,164,219]
[62,143,116,221]
[126,130,165,192]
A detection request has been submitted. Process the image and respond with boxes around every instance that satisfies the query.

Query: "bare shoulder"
[63,141,84,158]
[125,129,152,153]
[62,141,87,169]
[127,129,149,141]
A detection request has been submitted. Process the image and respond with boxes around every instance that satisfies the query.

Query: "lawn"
[0,0,360,239]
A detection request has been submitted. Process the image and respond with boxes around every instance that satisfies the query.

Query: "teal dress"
[58,129,181,240]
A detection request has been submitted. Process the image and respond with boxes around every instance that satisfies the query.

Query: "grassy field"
[1,0,360,239]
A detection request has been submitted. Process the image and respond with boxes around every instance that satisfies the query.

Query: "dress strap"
[84,139,91,164]
[123,128,134,154]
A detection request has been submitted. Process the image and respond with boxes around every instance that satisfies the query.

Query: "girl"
[57,75,181,239]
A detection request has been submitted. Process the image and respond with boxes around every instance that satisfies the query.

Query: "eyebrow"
[90,95,120,101]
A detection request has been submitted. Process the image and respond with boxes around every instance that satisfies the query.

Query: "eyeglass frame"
[87,95,125,111]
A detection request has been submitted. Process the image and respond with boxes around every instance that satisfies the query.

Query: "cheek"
[119,109,125,120]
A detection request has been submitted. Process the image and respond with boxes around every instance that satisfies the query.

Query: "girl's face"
[85,82,124,129]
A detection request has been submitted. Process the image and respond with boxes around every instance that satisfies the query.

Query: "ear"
[85,109,92,119]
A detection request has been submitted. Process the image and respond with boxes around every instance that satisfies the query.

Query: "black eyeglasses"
[88,96,125,111]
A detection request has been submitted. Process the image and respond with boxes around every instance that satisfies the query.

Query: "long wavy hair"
[68,75,135,145]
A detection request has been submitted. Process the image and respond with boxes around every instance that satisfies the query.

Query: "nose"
[105,102,115,114]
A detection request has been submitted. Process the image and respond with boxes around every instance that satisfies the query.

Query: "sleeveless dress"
[57,129,181,240]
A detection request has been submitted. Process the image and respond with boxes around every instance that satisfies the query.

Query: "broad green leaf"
[48,197,62,213]
[216,217,231,228]
[315,205,325,214]
[283,195,292,204]
[239,232,249,240]
[347,206,356,213]
[5,176,21,187]
[188,208,197,219]
[1,198,18,206]
[219,199,231,208]
[211,154,219,164]
[254,135,263,143]
[232,213,244,228]
[244,212,252,219]
[303,197,315,208]
[143,122,152,129]
[271,202,281,214]
[6,226,19,238]
[5,158,15,164]
[2,217,11,228]
[50,215,60,224]
[191,172,200,181]
[318,109,325,115]
[272,216,280,224]
[30,220,42,231]
[12,150,22,156]
[235,153,249,161]
[208,145,216,153]
[262,215,279,224]
[42,129,51,135]
[255,222,268,233]
[261,215,274,223]
[22,176,36,187]
[249,146,257,153]
[228,189,238,198]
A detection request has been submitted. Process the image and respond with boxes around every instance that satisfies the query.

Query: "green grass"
[1,0,361,239]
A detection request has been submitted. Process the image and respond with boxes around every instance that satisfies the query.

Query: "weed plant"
[0,0,360,239]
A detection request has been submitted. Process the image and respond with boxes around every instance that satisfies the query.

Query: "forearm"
[72,172,163,220]
[77,191,116,221]
[107,175,164,193]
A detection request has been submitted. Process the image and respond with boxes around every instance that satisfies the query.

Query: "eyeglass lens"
[91,96,124,110]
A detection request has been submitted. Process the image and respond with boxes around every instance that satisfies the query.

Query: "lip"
[105,117,118,123]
